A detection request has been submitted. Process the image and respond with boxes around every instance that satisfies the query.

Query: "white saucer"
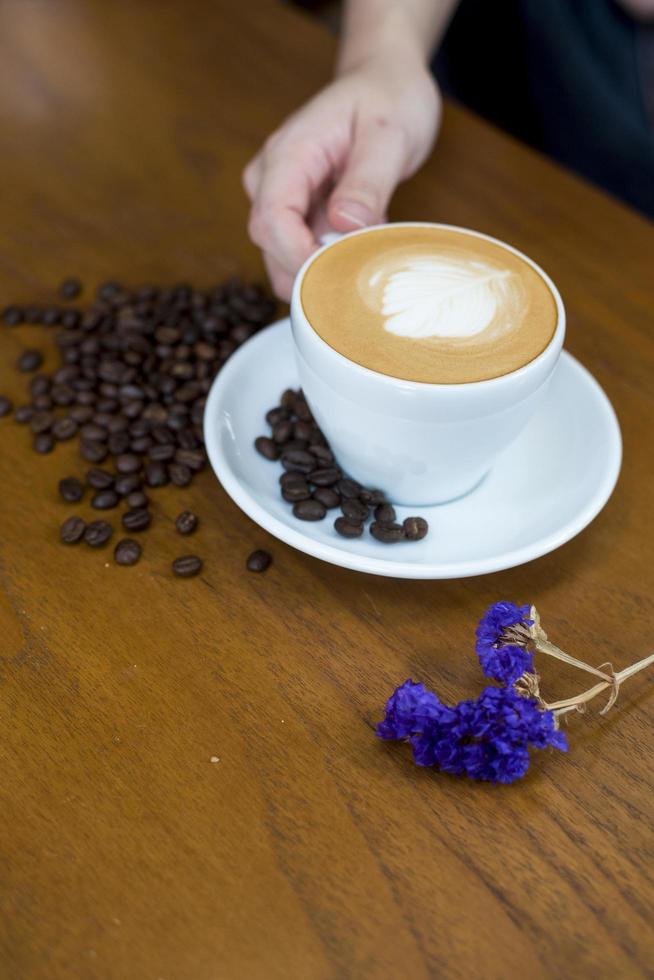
[204,319,621,579]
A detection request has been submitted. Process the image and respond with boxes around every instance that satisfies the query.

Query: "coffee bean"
[59,476,84,502]
[246,549,271,573]
[168,462,192,486]
[281,388,297,410]
[92,489,119,510]
[145,462,169,487]
[80,440,107,463]
[108,432,130,454]
[360,489,386,505]
[342,498,369,522]
[84,520,113,547]
[126,491,149,509]
[80,422,107,442]
[293,420,316,442]
[59,277,82,300]
[175,510,198,535]
[403,516,429,541]
[282,480,312,502]
[33,433,54,454]
[69,404,94,423]
[25,305,43,323]
[255,436,279,460]
[174,448,205,471]
[148,443,175,461]
[114,538,141,566]
[52,417,78,441]
[130,436,151,454]
[374,503,397,525]
[2,305,24,326]
[60,515,86,544]
[266,407,289,426]
[272,419,293,443]
[172,555,203,577]
[370,522,405,544]
[293,498,326,521]
[115,453,141,474]
[309,467,341,487]
[334,517,364,538]
[114,474,142,496]
[17,349,43,372]
[86,467,115,489]
[294,397,313,422]
[51,384,75,406]
[122,508,151,532]
[30,410,54,434]
[14,405,34,424]
[337,478,362,499]
[282,449,315,474]
[0,396,12,417]
[32,394,53,411]
[313,487,341,509]
[308,444,333,464]
[281,439,309,452]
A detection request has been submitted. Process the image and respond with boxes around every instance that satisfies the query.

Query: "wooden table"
[1,2,653,977]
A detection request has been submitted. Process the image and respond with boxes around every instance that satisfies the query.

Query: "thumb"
[327,119,407,231]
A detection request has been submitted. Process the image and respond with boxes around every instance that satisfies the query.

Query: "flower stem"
[546,651,654,717]
[534,635,615,684]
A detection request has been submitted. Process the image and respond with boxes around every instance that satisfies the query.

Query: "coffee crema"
[300,225,558,384]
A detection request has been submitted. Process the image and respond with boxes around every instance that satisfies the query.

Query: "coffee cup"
[290,222,565,506]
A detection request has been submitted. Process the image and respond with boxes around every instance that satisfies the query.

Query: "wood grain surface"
[0,2,653,978]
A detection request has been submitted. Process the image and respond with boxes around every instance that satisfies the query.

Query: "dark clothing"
[435,0,654,217]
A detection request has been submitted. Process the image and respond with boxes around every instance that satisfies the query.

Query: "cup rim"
[291,221,566,391]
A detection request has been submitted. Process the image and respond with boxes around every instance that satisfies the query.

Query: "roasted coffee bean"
[17,349,43,372]
[59,277,82,300]
[80,440,107,464]
[114,474,142,496]
[272,419,293,444]
[342,498,369,522]
[84,520,113,547]
[148,443,175,461]
[59,476,84,502]
[360,489,386,505]
[309,467,341,487]
[293,420,315,442]
[69,404,94,423]
[175,510,198,535]
[281,449,315,474]
[130,436,152,454]
[279,471,306,487]
[172,554,203,577]
[126,491,149,509]
[51,384,75,406]
[281,438,309,452]
[80,423,107,442]
[403,516,429,541]
[115,453,141,474]
[168,462,192,486]
[14,405,34,424]
[152,424,174,444]
[52,417,78,441]
[337,478,362,499]
[308,444,333,464]
[312,487,341,509]
[370,522,405,544]
[294,397,313,422]
[265,407,289,426]
[280,388,297,410]
[145,462,169,487]
[24,305,43,323]
[374,503,397,525]
[334,517,364,538]
[246,549,271,573]
[122,508,151,532]
[30,410,53,434]
[33,433,54,454]
[293,498,326,521]
[60,515,86,544]
[2,305,24,325]
[108,432,130,455]
[174,447,205,471]
[91,489,119,510]
[32,394,53,411]
[0,396,12,417]
[114,538,141,566]
[42,307,61,326]
[282,480,312,502]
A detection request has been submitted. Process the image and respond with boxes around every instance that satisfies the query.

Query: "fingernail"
[335,203,370,228]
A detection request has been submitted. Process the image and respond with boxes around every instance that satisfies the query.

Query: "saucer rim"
[204,318,622,580]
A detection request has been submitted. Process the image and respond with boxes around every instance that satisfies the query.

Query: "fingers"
[327,118,408,231]
[262,251,295,302]
[244,140,333,286]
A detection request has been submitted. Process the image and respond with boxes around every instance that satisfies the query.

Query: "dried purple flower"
[377,682,567,785]
[475,600,534,683]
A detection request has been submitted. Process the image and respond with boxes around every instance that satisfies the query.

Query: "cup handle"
[318,232,343,247]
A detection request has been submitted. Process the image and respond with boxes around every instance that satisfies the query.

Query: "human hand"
[243,56,441,300]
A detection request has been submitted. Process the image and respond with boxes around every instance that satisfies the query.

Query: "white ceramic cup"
[290,222,565,506]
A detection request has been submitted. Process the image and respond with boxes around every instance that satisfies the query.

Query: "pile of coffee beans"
[1,277,277,573]
[255,389,429,543]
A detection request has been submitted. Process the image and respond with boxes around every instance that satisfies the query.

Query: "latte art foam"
[301,226,558,384]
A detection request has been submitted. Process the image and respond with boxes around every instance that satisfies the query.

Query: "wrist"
[336,8,431,76]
